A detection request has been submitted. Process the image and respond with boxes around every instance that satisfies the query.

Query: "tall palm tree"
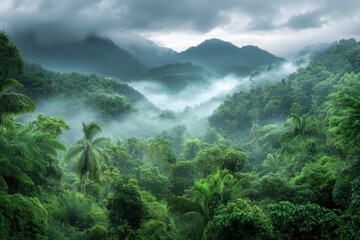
[65,122,108,198]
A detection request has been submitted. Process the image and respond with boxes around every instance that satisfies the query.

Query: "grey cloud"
[285,11,325,30]
[1,0,359,44]
[0,0,296,38]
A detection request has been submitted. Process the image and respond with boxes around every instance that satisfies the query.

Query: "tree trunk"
[83,175,87,199]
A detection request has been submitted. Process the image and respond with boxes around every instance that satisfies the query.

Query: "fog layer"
[21,60,304,143]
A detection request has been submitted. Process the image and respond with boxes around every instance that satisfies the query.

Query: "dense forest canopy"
[1,30,360,240]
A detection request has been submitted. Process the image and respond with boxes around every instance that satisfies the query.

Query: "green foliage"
[29,114,70,137]
[170,161,198,195]
[107,181,147,233]
[261,151,284,174]
[139,191,175,239]
[194,146,222,177]
[169,170,243,240]
[105,142,134,174]
[138,219,174,240]
[83,225,108,240]
[293,159,339,208]
[209,199,274,240]
[0,32,24,79]
[0,120,65,194]
[326,72,360,155]
[145,136,177,171]
[269,201,360,239]
[255,174,300,202]
[350,178,360,213]
[281,114,323,150]
[219,149,248,173]
[0,194,48,240]
[183,138,202,160]
[166,125,187,155]
[138,167,171,200]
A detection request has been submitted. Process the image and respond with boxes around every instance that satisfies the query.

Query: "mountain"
[127,43,178,67]
[12,33,147,78]
[179,38,285,76]
[12,33,284,79]
[115,36,178,67]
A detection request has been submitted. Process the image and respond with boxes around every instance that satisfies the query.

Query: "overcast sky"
[1,0,359,57]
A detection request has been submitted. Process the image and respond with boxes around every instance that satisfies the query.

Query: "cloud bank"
[1,0,359,56]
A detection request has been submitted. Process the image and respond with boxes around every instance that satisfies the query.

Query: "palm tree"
[262,150,283,174]
[0,32,36,126]
[169,185,211,240]
[281,114,322,151]
[0,77,36,125]
[65,122,108,198]
[169,170,240,240]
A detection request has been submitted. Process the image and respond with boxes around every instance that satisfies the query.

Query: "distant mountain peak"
[180,39,284,76]
[196,38,238,49]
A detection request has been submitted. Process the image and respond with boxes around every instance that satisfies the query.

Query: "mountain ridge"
[12,33,285,78]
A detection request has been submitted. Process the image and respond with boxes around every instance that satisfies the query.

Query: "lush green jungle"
[1,31,360,240]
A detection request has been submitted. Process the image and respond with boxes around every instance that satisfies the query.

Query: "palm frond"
[0,158,34,185]
[65,144,84,161]
[168,196,201,215]
[0,78,23,93]
[92,136,110,147]
[82,122,102,141]
[0,92,36,115]
[182,211,206,240]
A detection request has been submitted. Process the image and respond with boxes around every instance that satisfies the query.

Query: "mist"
[130,60,304,112]
[19,60,305,144]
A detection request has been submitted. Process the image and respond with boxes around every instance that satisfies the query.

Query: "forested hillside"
[1,31,360,240]
[19,62,158,120]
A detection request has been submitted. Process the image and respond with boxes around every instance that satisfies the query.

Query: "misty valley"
[1,30,360,240]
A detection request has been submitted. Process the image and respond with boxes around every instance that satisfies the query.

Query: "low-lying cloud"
[130,60,304,113]
[20,59,308,143]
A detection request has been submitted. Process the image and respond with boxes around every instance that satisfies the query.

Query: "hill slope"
[208,38,360,137]
[20,63,158,120]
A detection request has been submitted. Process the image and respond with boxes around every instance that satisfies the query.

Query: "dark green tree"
[107,181,147,238]
[219,149,248,173]
[0,194,48,240]
[209,199,274,240]
[269,201,360,239]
